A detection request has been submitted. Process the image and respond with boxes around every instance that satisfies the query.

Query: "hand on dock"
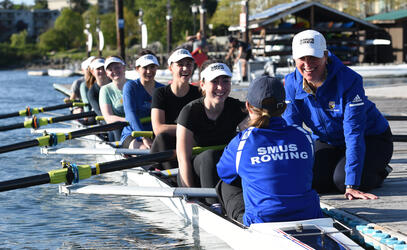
[344,188,378,200]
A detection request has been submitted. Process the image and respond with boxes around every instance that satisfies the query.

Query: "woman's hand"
[344,188,378,200]
[141,137,152,149]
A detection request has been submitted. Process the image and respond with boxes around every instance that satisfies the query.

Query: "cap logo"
[145,55,154,60]
[178,49,189,55]
[300,38,314,45]
[210,64,225,71]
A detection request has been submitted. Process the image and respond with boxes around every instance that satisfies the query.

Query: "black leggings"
[216,179,244,223]
[313,127,393,193]
[150,133,178,170]
[177,149,223,205]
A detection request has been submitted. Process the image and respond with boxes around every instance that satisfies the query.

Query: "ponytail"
[247,98,286,129]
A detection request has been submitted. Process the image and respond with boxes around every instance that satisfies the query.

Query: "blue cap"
[247,76,285,112]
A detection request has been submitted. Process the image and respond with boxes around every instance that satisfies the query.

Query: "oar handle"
[131,131,154,138]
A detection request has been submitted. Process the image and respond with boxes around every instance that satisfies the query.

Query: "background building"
[0,9,59,42]
[47,0,113,14]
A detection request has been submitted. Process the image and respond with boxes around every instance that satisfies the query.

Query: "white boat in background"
[27,70,48,76]
[47,69,76,77]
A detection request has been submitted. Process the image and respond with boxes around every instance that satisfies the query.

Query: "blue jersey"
[121,79,164,143]
[283,51,389,186]
[217,117,323,226]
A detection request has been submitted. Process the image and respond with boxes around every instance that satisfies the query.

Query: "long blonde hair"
[248,98,286,128]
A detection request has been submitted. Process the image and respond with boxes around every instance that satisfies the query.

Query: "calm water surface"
[0,70,229,249]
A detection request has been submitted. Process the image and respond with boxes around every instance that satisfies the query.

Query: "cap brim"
[202,70,232,82]
[293,48,324,59]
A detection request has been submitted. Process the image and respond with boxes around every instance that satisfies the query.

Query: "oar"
[0,145,225,192]
[96,116,151,124]
[60,185,216,198]
[0,111,96,132]
[0,102,87,120]
[0,121,128,154]
[393,135,407,142]
[385,115,407,121]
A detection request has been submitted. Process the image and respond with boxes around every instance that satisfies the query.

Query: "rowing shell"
[38,120,362,250]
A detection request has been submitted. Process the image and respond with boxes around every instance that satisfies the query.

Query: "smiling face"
[169,58,194,84]
[201,75,231,104]
[92,66,110,86]
[295,53,327,84]
[137,64,157,84]
[106,62,125,82]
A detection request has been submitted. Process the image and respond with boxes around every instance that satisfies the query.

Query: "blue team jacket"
[121,79,164,143]
[217,117,323,226]
[283,52,389,186]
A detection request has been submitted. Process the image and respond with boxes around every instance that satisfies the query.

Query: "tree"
[10,30,27,48]
[0,0,13,9]
[38,8,84,51]
[71,0,89,14]
[33,0,48,10]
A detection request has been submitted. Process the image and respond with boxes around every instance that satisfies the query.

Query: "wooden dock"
[230,84,407,249]
[317,90,407,249]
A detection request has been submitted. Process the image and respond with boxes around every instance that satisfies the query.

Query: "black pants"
[177,149,223,205]
[216,179,244,223]
[313,127,393,193]
[108,129,122,142]
[150,133,178,170]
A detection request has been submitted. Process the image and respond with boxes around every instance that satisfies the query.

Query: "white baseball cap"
[104,57,125,71]
[81,56,96,70]
[292,30,327,59]
[200,63,232,82]
[89,58,105,70]
[167,49,194,65]
[135,54,159,67]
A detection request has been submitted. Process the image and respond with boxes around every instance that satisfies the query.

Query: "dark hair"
[228,35,236,43]
[247,98,286,128]
[138,49,157,58]
[106,55,125,62]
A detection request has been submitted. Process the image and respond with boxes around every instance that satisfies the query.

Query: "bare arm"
[100,103,126,123]
[235,46,243,63]
[151,108,177,136]
[238,115,250,131]
[225,46,235,60]
[176,124,195,187]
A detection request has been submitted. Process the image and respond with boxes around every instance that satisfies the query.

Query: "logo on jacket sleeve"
[349,94,364,107]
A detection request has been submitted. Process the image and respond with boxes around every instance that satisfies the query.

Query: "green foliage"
[0,0,13,9]
[0,43,43,68]
[71,0,89,14]
[33,0,48,10]
[39,8,84,51]
[10,30,27,48]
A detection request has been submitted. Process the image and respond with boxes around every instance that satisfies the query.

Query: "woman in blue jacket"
[217,76,322,225]
[283,30,393,200]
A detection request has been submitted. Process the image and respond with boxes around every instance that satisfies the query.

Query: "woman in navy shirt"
[217,76,322,225]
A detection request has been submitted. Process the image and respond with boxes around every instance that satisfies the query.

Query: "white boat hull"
[49,122,362,249]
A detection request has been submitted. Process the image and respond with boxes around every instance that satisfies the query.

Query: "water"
[0,70,229,249]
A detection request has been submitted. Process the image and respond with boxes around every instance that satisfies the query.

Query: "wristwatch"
[346,185,359,190]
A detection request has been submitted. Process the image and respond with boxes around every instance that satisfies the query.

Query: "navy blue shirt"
[217,117,323,226]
